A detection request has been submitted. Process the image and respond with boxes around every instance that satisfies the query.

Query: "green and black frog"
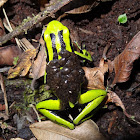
[36,20,107,129]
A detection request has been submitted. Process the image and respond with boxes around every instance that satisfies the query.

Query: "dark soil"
[0,0,140,139]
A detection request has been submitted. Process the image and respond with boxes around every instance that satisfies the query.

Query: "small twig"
[3,8,29,51]
[2,8,13,32]
[9,101,16,109]
[78,28,94,35]
[0,0,72,46]
[29,104,41,122]
[102,44,111,60]
[0,73,9,116]
[20,38,35,50]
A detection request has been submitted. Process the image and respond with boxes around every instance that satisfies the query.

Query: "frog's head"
[44,20,72,61]
[44,20,70,37]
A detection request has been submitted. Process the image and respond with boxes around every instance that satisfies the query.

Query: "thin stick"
[0,0,72,46]
[0,73,9,116]
[3,8,28,51]
[29,104,41,122]
[2,8,13,32]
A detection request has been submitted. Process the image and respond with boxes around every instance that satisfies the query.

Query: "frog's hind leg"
[73,89,107,125]
[36,99,74,129]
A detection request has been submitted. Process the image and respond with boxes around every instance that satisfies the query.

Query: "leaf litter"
[0,0,139,139]
[109,31,140,87]
[6,29,140,127]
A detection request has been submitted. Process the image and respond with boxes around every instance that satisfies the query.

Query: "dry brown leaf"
[107,91,140,124]
[8,49,37,79]
[0,45,21,66]
[109,31,140,86]
[83,58,108,90]
[0,0,8,7]
[107,91,126,111]
[31,46,46,89]
[30,120,105,140]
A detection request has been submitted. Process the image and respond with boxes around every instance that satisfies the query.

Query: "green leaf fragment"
[13,56,19,65]
[118,13,127,24]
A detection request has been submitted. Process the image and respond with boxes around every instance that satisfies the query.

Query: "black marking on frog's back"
[58,30,66,51]
[48,30,67,61]
[50,33,58,60]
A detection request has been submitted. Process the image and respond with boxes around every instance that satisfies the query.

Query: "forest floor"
[0,0,140,139]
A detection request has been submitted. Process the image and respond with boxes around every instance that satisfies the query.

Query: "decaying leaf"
[64,0,99,14]
[109,31,140,86]
[107,91,140,124]
[83,58,108,90]
[30,120,105,140]
[8,49,37,79]
[0,45,21,66]
[40,0,98,14]
[107,91,126,112]
[31,46,46,89]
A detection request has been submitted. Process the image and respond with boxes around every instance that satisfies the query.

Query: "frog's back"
[46,50,85,109]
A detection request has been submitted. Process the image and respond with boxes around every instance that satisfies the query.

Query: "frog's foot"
[73,89,107,125]
[36,99,74,129]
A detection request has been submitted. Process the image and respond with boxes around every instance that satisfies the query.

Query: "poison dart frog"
[36,20,107,129]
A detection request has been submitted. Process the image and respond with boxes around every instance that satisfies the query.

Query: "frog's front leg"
[73,89,107,125]
[73,42,92,61]
[36,99,75,129]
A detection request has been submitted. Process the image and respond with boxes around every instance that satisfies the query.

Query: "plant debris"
[0,0,140,139]
[109,31,140,87]
[8,49,37,79]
